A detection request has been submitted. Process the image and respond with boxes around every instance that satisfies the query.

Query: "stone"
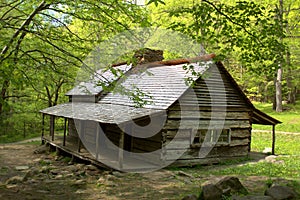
[39,166,51,173]
[54,175,63,180]
[182,194,198,200]
[75,189,87,194]
[33,158,41,162]
[85,170,99,176]
[200,184,223,200]
[106,174,119,181]
[5,176,24,184]
[111,171,124,177]
[50,169,60,175]
[265,185,298,200]
[5,184,19,192]
[265,155,277,163]
[262,148,272,154]
[36,190,50,194]
[34,145,48,154]
[97,177,106,184]
[75,163,85,170]
[66,165,79,173]
[74,179,86,185]
[15,166,30,171]
[178,171,194,178]
[26,179,39,184]
[65,173,74,178]
[216,176,248,195]
[85,164,98,171]
[232,195,273,200]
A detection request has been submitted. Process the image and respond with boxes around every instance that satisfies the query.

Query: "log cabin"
[40,49,281,172]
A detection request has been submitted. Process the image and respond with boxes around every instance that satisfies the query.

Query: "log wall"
[162,64,252,166]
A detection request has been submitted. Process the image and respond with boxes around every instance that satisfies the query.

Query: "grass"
[252,101,300,133]
[188,130,299,180]
[0,132,40,143]
[170,101,300,194]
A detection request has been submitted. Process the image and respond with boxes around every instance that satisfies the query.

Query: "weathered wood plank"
[169,104,252,111]
[132,139,162,152]
[169,155,249,167]
[230,128,251,138]
[165,129,191,139]
[129,149,162,164]
[164,145,249,161]
[163,139,191,150]
[230,138,249,146]
[168,111,250,120]
[164,119,251,129]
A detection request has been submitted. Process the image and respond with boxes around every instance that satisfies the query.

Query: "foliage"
[148,0,300,106]
[0,0,151,138]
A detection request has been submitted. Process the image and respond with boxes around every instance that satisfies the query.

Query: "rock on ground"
[233,195,273,200]
[265,185,298,200]
[200,184,223,200]
[182,194,198,200]
[216,176,248,195]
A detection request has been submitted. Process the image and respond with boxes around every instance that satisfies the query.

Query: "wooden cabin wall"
[103,120,163,164]
[101,123,121,148]
[163,64,252,166]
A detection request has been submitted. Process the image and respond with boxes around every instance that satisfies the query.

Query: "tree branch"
[0,1,50,63]
[201,0,265,47]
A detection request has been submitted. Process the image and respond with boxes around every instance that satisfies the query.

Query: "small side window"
[191,129,230,147]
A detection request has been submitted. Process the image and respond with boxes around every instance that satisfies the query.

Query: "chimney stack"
[133,48,164,64]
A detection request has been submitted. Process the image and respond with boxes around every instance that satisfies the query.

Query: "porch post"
[41,114,45,145]
[272,125,276,155]
[118,130,124,170]
[63,118,67,146]
[50,115,55,141]
[95,123,100,160]
[78,120,84,153]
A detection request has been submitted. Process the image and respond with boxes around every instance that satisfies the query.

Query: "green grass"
[251,132,300,155]
[171,130,300,187]
[252,101,300,133]
[0,132,40,143]
[208,131,299,178]
[209,156,300,179]
[200,131,299,179]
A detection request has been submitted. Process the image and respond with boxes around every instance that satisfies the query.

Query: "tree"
[0,0,150,137]
[148,0,299,111]
[0,0,149,114]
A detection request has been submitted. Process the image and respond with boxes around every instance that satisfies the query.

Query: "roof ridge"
[112,53,216,68]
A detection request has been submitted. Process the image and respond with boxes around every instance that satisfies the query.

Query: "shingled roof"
[41,54,281,126]
[65,64,132,96]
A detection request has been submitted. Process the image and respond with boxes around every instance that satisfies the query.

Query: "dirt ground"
[0,142,298,200]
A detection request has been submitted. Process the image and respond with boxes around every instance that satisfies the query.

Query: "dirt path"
[252,129,300,135]
[0,143,298,200]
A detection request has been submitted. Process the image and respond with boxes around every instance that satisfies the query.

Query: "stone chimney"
[133,48,164,64]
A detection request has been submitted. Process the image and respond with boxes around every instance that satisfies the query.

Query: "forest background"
[0,0,299,142]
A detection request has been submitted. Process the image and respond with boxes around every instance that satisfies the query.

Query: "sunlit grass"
[251,132,300,155]
[171,131,300,185]
[252,101,300,133]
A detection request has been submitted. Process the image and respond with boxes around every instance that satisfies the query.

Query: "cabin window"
[191,129,230,147]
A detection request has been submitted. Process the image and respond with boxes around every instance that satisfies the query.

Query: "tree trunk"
[275,0,284,112]
[272,77,276,111]
[286,50,296,104]
[276,67,283,112]
[0,80,9,116]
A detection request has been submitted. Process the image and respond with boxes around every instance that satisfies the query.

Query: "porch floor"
[42,135,162,172]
